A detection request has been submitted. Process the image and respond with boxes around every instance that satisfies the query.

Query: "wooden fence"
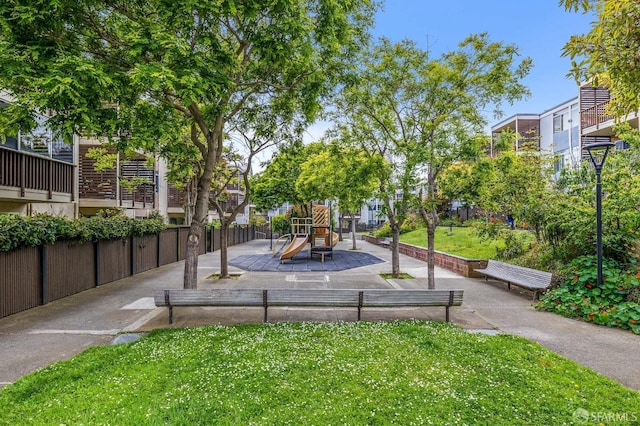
[0,225,266,319]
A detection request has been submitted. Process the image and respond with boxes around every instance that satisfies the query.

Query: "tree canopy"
[562,0,640,116]
[0,0,377,287]
[331,34,531,282]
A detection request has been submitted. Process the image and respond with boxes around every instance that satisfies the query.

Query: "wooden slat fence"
[0,224,266,319]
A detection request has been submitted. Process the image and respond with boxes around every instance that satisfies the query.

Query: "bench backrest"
[362,289,463,307]
[154,289,266,307]
[154,288,464,308]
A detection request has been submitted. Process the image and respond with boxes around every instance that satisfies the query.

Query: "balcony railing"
[0,145,74,199]
[581,101,614,129]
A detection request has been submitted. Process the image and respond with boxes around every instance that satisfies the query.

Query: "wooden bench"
[379,238,391,248]
[475,259,552,300]
[153,288,464,324]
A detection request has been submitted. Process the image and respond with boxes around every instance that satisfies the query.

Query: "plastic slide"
[279,234,308,262]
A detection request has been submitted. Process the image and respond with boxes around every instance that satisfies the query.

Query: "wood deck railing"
[581,101,614,129]
[0,145,74,199]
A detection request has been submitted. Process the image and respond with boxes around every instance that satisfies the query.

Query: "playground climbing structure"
[279,202,338,263]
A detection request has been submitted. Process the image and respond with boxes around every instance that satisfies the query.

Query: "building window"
[553,114,563,133]
[554,156,564,174]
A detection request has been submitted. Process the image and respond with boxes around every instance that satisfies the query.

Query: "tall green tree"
[0,0,377,288]
[562,0,640,116]
[211,102,303,277]
[332,35,531,285]
[252,141,326,214]
[296,143,384,249]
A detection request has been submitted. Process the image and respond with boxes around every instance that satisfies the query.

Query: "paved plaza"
[1,238,639,392]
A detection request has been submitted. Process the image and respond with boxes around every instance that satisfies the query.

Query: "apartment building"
[490,97,581,175]
[491,83,638,174]
[1,94,247,222]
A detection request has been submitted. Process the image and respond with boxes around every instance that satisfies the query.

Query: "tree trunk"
[184,219,204,289]
[419,202,439,290]
[427,221,436,289]
[183,179,196,226]
[350,213,357,250]
[391,224,401,277]
[219,221,229,278]
[183,126,219,289]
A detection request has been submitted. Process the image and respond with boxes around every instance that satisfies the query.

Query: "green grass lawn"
[1,321,638,425]
[399,226,534,259]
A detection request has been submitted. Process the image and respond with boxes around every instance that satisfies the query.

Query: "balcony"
[580,100,615,134]
[78,145,155,211]
[0,145,74,203]
[580,100,640,137]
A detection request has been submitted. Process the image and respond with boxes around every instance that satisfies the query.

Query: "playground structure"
[279,203,338,263]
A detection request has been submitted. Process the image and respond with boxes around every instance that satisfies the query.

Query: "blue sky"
[371,0,595,122]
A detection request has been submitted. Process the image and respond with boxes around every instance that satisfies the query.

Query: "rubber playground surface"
[229,249,385,271]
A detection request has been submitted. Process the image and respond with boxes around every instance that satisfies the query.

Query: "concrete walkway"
[1,239,639,391]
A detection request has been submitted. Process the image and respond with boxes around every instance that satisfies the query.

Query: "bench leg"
[446,306,450,322]
[263,290,268,323]
[507,282,511,292]
[169,306,173,325]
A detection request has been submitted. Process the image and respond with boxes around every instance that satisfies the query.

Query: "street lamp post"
[448,192,453,236]
[269,215,273,251]
[267,196,276,252]
[584,141,615,288]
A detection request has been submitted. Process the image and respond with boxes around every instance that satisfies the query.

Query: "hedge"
[0,212,167,252]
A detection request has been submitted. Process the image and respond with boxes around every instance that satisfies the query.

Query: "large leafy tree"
[251,141,326,214]
[333,35,531,285]
[0,0,377,288]
[211,101,303,277]
[562,0,640,116]
[472,140,556,242]
[296,142,384,249]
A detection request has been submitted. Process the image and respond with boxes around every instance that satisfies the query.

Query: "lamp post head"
[584,141,615,170]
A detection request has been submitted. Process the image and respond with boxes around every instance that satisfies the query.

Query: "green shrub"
[374,221,392,238]
[536,255,640,334]
[270,214,290,234]
[439,215,464,228]
[0,211,166,252]
[496,231,528,260]
[400,214,421,234]
[472,218,508,241]
[375,216,421,239]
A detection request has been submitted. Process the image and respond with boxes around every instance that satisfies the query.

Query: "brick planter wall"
[364,235,487,278]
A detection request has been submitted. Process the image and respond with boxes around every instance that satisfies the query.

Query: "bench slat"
[154,289,265,306]
[267,289,360,307]
[362,290,463,307]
